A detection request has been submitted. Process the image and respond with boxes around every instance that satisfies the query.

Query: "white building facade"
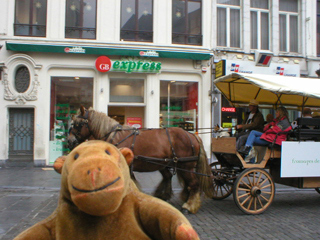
[0,0,213,166]
[0,0,320,167]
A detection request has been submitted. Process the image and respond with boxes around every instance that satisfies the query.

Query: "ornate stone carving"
[1,54,42,104]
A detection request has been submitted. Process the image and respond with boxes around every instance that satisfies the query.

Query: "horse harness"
[72,110,200,175]
[70,110,93,142]
[102,126,199,175]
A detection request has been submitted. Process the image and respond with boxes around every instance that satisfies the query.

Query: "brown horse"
[67,106,213,213]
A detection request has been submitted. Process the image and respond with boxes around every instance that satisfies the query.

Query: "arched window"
[15,66,30,93]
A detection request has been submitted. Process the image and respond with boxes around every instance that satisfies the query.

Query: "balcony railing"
[65,26,96,39]
[172,33,202,46]
[14,24,46,37]
[120,29,153,42]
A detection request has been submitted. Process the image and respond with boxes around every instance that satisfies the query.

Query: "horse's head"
[68,106,92,150]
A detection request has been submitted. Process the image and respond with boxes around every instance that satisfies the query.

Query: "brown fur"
[14,141,199,240]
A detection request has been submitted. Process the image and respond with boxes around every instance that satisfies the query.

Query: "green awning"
[6,42,212,60]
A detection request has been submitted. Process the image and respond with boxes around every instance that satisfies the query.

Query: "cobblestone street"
[1,167,320,240]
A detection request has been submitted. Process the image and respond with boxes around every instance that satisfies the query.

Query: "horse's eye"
[74,153,79,160]
[105,150,111,155]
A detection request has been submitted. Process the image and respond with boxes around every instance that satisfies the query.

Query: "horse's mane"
[86,108,132,139]
[87,109,120,139]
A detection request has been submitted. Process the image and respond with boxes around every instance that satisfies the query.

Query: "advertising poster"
[127,117,142,129]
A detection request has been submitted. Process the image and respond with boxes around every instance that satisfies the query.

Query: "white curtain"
[279,0,298,12]
[290,15,298,52]
[250,0,268,9]
[218,0,240,5]
[250,11,258,49]
[230,9,240,48]
[217,8,227,46]
[261,12,269,50]
[279,14,286,51]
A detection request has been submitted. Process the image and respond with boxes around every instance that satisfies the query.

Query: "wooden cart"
[211,73,320,214]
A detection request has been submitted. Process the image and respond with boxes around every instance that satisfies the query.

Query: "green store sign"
[95,56,161,73]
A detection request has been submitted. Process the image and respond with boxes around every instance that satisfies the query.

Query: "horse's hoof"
[181,208,190,215]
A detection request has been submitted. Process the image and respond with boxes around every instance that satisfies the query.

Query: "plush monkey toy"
[14,140,199,240]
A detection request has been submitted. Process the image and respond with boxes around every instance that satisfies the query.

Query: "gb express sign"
[95,56,161,73]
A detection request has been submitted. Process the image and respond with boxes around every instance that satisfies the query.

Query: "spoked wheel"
[315,188,320,194]
[210,162,233,200]
[233,168,275,215]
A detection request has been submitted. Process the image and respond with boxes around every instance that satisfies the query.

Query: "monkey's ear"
[120,148,134,166]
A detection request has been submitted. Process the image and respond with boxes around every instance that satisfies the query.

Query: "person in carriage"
[239,106,292,163]
[235,99,265,151]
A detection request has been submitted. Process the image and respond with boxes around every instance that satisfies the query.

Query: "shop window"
[15,66,30,93]
[120,0,153,42]
[49,77,93,164]
[172,0,202,45]
[110,79,144,103]
[160,81,198,132]
[279,0,299,53]
[250,0,269,50]
[217,0,241,48]
[317,0,320,56]
[65,0,97,39]
[14,0,47,37]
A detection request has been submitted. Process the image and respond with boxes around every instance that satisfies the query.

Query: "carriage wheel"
[210,162,233,200]
[233,168,275,215]
[315,188,320,194]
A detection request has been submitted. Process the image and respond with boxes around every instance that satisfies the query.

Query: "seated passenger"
[235,99,265,151]
[239,106,292,163]
[291,107,313,129]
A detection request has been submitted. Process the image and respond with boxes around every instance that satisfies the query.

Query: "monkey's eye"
[105,150,111,155]
[74,153,79,160]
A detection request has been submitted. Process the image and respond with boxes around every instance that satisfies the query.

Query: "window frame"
[14,0,47,37]
[217,1,241,48]
[65,0,97,39]
[279,0,299,53]
[120,0,153,42]
[250,1,270,50]
[109,78,145,105]
[172,0,202,46]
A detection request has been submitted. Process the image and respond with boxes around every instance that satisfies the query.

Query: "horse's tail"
[194,134,214,198]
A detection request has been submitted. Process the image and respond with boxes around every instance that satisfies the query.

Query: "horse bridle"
[70,110,92,143]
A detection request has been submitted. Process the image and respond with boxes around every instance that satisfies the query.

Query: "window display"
[160,81,198,132]
[49,77,93,164]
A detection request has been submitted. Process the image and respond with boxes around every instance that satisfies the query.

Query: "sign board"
[215,60,225,78]
[281,142,320,177]
[215,59,300,78]
[95,56,161,73]
[126,117,142,128]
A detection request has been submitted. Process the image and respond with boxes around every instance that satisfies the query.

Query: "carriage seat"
[292,118,320,141]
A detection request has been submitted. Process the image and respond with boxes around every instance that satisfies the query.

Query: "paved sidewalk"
[1,167,320,240]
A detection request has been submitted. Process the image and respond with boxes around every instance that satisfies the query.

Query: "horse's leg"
[153,168,173,201]
[177,168,201,214]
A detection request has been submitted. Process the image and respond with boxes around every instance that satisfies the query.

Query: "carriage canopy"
[214,73,320,108]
